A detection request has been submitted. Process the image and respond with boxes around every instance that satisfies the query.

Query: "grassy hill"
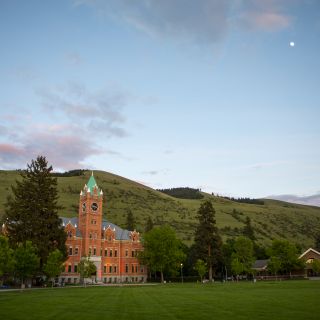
[1,169,320,248]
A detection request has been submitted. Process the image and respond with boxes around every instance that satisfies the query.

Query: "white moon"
[290,41,295,47]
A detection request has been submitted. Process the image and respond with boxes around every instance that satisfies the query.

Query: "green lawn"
[0,281,319,320]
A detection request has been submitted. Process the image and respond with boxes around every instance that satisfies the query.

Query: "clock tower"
[79,172,103,261]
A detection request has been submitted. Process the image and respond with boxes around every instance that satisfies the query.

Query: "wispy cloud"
[73,0,297,47]
[74,0,230,44]
[235,0,293,32]
[0,82,133,170]
[36,82,129,138]
[244,161,289,170]
[142,170,159,175]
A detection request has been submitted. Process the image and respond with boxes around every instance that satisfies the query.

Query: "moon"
[290,41,295,47]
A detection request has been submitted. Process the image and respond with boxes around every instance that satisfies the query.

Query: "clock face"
[91,202,98,212]
[82,202,86,212]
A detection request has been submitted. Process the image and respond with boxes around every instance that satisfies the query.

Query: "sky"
[0,0,319,198]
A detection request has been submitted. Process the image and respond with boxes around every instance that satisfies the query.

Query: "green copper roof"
[86,172,101,195]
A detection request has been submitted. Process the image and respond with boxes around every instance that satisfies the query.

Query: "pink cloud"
[241,11,291,31]
[0,143,25,156]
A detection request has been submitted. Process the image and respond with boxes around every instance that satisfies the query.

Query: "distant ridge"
[267,194,320,208]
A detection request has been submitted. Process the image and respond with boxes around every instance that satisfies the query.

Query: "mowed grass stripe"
[0,281,319,320]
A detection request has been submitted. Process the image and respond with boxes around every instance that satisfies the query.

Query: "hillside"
[1,170,320,248]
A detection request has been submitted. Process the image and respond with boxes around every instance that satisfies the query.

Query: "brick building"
[60,173,147,284]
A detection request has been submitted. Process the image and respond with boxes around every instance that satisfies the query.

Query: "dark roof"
[60,217,132,240]
[252,259,269,270]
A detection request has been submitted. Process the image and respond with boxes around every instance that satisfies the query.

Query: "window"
[89,233,92,239]
[109,266,112,273]
[104,266,107,273]
[68,265,72,273]
[132,250,135,257]
[93,248,97,256]
[104,249,108,257]
[75,247,79,255]
[114,250,118,257]
[100,248,102,256]
[135,265,138,273]
[110,249,113,257]
[125,250,128,257]
[68,231,72,238]
[69,247,73,256]
[89,247,92,255]
[114,266,117,273]
[125,264,129,273]
[74,265,78,273]
[140,266,144,273]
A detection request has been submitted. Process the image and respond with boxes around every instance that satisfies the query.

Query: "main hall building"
[60,173,147,284]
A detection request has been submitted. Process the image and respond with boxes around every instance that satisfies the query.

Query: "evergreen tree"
[314,233,320,252]
[193,200,222,281]
[145,216,154,233]
[126,209,135,230]
[4,156,67,269]
[242,216,256,241]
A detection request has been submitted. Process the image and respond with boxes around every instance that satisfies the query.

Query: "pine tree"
[145,216,154,233]
[4,156,67,269]
[242,216,256,241]
[193,200,222,281]
[126,209,135,230]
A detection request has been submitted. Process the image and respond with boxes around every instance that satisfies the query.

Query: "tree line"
[157,187,204,199]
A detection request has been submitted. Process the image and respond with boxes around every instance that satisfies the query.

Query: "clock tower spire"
[79,172,103,257]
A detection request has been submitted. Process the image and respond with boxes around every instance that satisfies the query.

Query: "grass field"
[1,169,320,247]
[0,281,319,320]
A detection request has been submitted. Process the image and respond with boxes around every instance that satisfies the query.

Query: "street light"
[180,263,183,283]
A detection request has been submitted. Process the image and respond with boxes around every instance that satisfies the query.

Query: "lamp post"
[180,263,183,283]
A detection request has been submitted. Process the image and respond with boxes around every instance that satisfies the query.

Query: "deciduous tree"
[194,259,207,282]
[267,240,303,276]
[14,241,39,287]
[139,225,185,283]
[0,236,15,284]
[231,236,254,277]
[79,256,97,286]
[43,249,65,287]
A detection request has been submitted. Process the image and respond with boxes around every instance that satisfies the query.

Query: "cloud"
[243,161,289,170]
[235,0,293,32]
[65,52,83,66]
[36,83,129,138]
[74,0,230,44]
[73,0,298,47]
[142,170,159,175]
[0,83,134,170]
